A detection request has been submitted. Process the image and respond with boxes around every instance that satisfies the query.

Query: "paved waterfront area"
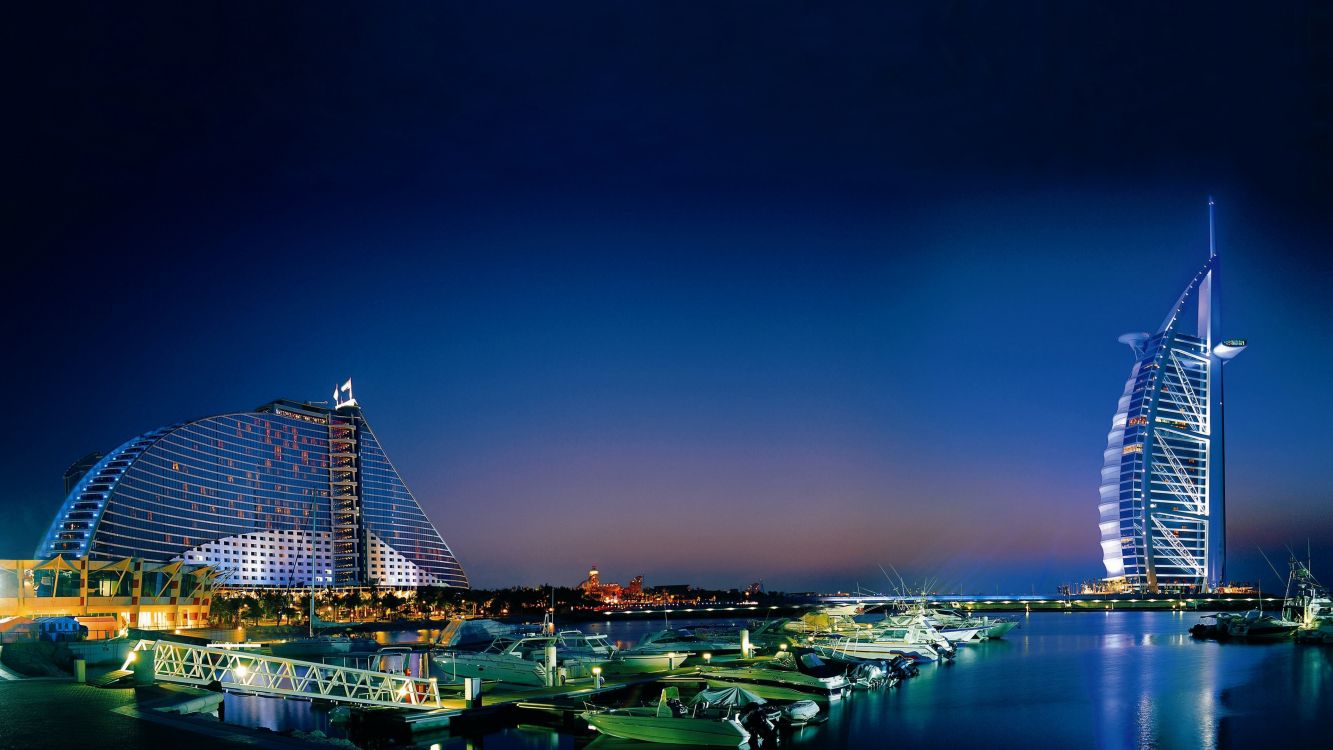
[0,680,329,750]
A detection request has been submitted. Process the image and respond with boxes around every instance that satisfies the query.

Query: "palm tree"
[210,596,242,627]
[381,591,404,619]
[240,595,263,626]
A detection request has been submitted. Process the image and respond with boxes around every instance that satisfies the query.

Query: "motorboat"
[1283,558,1333,644]
[882,611,987,644]
[581,687,749,747]
[552,628,686,675]
[809,620,955,663]
[1190,610,1298,641]
[927,609,1018,640]
[627,628,749,656]
[602,649,690,675]
[553,629,616,658]
[690,685,821,727]
[690,651,848,701]
[431,633,556,686]
[1220,610,1299,640]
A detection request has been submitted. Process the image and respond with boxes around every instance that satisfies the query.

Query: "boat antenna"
[878,564,903,599]
[1258,547,1285,591]
[1208,196,1216,258]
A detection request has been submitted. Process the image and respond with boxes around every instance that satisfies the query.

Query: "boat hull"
[603,652,691,675]
[430,653,547,686]
[815,640,940,663]
[700,667,845,701]
[703,679,816,703]
[582,711,749,747]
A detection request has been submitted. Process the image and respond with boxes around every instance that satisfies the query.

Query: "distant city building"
[580,564,630,602]
[1098,201,1245,594]
[581,564,601,592]
[63,452,104,495]
[35,381,468,589]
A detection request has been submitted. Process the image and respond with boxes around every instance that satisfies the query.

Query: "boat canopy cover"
[772,649,847,679]
[689,686,767,707]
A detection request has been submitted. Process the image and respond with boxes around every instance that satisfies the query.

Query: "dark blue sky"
[6,3,1331,592]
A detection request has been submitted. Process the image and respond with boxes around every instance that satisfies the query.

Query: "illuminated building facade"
[36,382,468,589]
[1098,202,1245,593]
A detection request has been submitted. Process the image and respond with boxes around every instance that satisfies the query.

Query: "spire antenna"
[1208,196,1216,258]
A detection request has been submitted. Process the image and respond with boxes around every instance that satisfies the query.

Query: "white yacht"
[810,621,955,663]
[431,633,556,686]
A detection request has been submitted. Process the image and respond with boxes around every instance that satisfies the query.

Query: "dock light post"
[592,666,603,689]
[702,652,712,668]
[779,643,787,652]
[740,628,751,659]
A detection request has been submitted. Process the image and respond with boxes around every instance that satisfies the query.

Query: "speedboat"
[1283,558,1333,644]
[1220,610,1299,640]
[552,628,686,675]
[882,611,987,644]
[431,633,555,686]
[809,620,954,663]
[1191,611,1298,641]
[553,629,617,658]
[927,609,1018,640]
[628,628,748,656]
[690,685,821,727]
[691,652,847,701]
[581,687,749,747]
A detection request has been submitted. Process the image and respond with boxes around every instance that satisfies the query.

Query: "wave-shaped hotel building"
[35,382,468,589]
[1098,201,1245,594]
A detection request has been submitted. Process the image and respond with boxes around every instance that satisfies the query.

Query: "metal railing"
[126,640,441,710]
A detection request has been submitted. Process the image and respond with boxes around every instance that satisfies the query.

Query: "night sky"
[6,3,1331,593]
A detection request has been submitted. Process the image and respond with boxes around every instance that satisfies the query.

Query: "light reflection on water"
[215,612,1330,749]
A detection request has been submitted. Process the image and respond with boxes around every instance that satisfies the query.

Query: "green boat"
[581,688,750,747]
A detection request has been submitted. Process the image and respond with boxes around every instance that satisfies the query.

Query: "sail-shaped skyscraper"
[1098,201,1246,593]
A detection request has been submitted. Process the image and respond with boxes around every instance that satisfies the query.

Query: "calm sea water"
[218,611,1332,750]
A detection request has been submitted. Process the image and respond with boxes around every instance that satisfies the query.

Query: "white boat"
[1283,558,1333,643]
[884,611,987,644]
[810,621,953,663]
[603,649,690,675]
[1217,610,1299,640]
[925,609,1016,641]
[690,685,820,726]
[551,628,687,675]
[627,628,748,656]
[695,651,848,700]
[581,687,749,747]
[431,633,555,686]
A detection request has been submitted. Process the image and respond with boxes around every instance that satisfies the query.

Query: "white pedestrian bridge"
[125,639,442,710]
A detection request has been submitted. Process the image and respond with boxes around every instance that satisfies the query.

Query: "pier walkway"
[126,639,442,710]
